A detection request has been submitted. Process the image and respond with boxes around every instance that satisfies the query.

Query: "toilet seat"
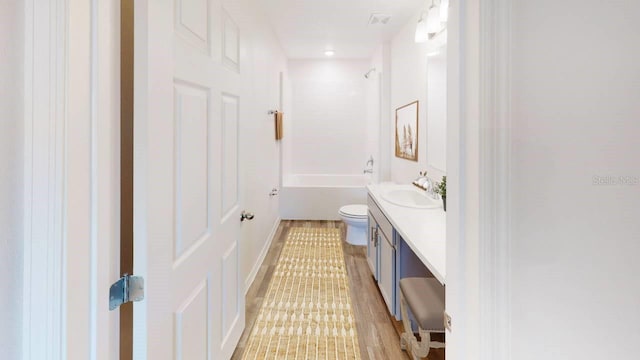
[339,204,368,219]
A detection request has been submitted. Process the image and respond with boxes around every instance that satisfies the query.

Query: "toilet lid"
[339,204,368,218]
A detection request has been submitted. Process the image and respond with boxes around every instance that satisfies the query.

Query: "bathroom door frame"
[446,0,512,360]
[23,0,121,359]
[22,0,515,359]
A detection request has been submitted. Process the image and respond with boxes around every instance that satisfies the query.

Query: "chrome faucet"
[364,156,374,174]
[366,156,374,167]
[423,177,433,192]
[425,178,441,199]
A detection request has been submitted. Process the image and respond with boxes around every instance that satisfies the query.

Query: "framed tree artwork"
[395,100,419,161]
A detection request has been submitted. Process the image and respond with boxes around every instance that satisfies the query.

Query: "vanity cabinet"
[367,195,396,314]
[366,184,447,321]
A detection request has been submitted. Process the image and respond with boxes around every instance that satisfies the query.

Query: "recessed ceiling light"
[324,50,335,57]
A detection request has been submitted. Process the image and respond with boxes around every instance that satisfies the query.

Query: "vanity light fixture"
[324,50,335,57]
[426,49,441,57]
[426,28,448,56]
[414,12,429,43]
[431,29,448,45]
[415,0,447,43]
[440,0,449,23]
[425,1,443,34]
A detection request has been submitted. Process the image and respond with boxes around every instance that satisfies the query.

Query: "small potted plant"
[435,176,447,211]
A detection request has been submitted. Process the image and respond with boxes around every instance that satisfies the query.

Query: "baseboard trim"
[244,217,281,294]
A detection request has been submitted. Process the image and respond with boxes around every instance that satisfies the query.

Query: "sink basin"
[381,188,441,209]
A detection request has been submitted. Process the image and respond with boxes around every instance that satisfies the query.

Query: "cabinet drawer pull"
[375,228,379,247]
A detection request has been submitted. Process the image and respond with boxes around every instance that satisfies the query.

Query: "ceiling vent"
[368,13,392,26]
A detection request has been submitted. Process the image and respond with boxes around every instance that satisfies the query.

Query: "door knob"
[240,211,255,222]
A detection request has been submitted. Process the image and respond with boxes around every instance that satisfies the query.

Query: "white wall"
[224,0,288,290]
[281,70,293,183]
[0,1,23,358]
[509,1,640,358]
[390,13,447,183]
[287,59,371,176]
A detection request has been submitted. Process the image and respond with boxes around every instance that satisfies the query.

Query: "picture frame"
[395,100,419,161]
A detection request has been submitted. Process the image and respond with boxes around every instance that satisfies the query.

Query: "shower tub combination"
[280,174,370,220]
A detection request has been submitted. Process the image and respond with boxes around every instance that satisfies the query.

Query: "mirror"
[395,100,419,162]
[427,47,447,172]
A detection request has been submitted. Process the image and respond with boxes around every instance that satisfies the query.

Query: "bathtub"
[280,174,370,220]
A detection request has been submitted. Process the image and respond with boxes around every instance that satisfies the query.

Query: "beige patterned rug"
[242,227,361,359]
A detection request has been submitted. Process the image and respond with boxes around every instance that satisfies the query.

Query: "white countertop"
[367,183,447,284]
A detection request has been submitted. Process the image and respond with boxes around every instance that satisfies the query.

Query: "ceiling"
[254,0,425,59]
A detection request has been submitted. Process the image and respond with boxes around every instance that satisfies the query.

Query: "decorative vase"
[442,196,446,211]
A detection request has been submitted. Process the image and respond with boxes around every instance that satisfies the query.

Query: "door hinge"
[109,274,144,311]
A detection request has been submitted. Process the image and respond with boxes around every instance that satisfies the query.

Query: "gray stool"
[399,277,446,359]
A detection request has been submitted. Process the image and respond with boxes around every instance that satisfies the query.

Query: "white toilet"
[338,204,368,246]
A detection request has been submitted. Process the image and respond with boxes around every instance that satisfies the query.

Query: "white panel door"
[133,1,244,359]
